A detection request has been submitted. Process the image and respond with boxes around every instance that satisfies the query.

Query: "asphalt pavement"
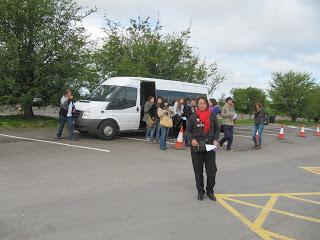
[0,125,319,240]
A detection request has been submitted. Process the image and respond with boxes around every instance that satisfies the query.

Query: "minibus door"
[140,81,156,128]
[107,86,140,130]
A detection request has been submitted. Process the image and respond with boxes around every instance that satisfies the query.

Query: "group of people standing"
[142,95,268,201]
[142,95,240,152]
[56,90,267,202]
[142,96,199,150]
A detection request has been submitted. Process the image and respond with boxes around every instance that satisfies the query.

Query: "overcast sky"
[77,0,320,98]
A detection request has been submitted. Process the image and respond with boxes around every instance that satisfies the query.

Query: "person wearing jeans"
[143,96,153,139]
[57,115,75,139]
[157,100,173,150]
[56,89,76,140]
[220,125,234,150]
[252,124,264,148]
[146,97,157,143]
[155,96,163,143]
[252,103,266,150]
[219,97,235,151]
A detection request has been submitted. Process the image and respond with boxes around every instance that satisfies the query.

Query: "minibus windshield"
[87,85,119,101]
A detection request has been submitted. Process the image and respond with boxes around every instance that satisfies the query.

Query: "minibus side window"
[108,87,137,110]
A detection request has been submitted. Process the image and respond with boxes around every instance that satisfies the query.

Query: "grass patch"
[273,120,318,127]
[0,115,58,129]
[219,119,318,127]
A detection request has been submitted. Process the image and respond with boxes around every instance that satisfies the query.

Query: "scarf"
[196,108,211,133]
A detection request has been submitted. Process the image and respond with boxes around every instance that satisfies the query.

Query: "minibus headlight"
[82,109,91,119]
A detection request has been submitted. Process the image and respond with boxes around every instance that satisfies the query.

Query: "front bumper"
[73,110,100,133]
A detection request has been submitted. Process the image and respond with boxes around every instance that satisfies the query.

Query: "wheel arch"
[97,118,120,134]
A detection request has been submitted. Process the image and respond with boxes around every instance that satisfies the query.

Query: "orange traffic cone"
[278,124,285,139]
[299,125,306,137]
[173,126,186,150]
[315,125,320,137]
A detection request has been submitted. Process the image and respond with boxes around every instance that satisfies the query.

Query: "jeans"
[146,126,156,141]
[57,115,75,139]
[219,125,234,150]
[155,119,161,141]
[159,126,169,150]
[252,123,264,145]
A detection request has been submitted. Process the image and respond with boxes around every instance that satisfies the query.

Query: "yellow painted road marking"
[263,229,295,240]
[254,195,278,227]
[216,192,320,198]
[223,196,320,224]
[217,192,320,240]
[282,194,320,205]
[217,197,273,240]
[300,167,320,175]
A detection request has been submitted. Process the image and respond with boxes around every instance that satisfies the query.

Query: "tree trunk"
[291,116,297,122]
[23,105,34,118]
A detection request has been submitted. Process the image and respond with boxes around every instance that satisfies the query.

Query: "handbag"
[191,140,206,153]
[146,114,155,128]
[160,115,173,128]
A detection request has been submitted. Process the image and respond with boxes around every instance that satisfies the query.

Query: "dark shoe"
[70,138,77,141]
[197,193,204,201]
[56,136,62,140]
[207,193,217,201]
[255,145,262,150]
[252,144,258,149]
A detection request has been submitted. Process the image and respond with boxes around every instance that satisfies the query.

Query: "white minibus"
[74,77,208,140]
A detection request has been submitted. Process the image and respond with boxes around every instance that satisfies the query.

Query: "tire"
[98,121,117,140]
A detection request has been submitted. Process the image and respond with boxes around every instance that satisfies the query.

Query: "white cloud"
[77,0,320,95]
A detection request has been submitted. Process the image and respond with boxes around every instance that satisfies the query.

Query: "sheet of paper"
[206,144,217,152]
[181,117,187,120]
[233,113,237,120]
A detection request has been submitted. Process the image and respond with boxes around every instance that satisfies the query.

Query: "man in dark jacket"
[56,89,76,140]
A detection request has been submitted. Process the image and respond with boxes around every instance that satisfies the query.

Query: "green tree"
[0,0,97,117]
[304,86,320,122]
[95,17,225,95]
[269,71,315,121]
[231,87,266,114]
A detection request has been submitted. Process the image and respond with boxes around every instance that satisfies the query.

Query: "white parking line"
[235,130,278,137]
[0,133,110,153]
[121,137,175,145]
[234,134,252,138]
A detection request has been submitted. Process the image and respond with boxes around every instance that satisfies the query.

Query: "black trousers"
[171,120,183,139]
[191,150,217,194]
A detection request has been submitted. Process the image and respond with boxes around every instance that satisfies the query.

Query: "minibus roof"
[101,77,208,94]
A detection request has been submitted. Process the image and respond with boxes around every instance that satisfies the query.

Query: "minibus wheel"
[98,121,117,140]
